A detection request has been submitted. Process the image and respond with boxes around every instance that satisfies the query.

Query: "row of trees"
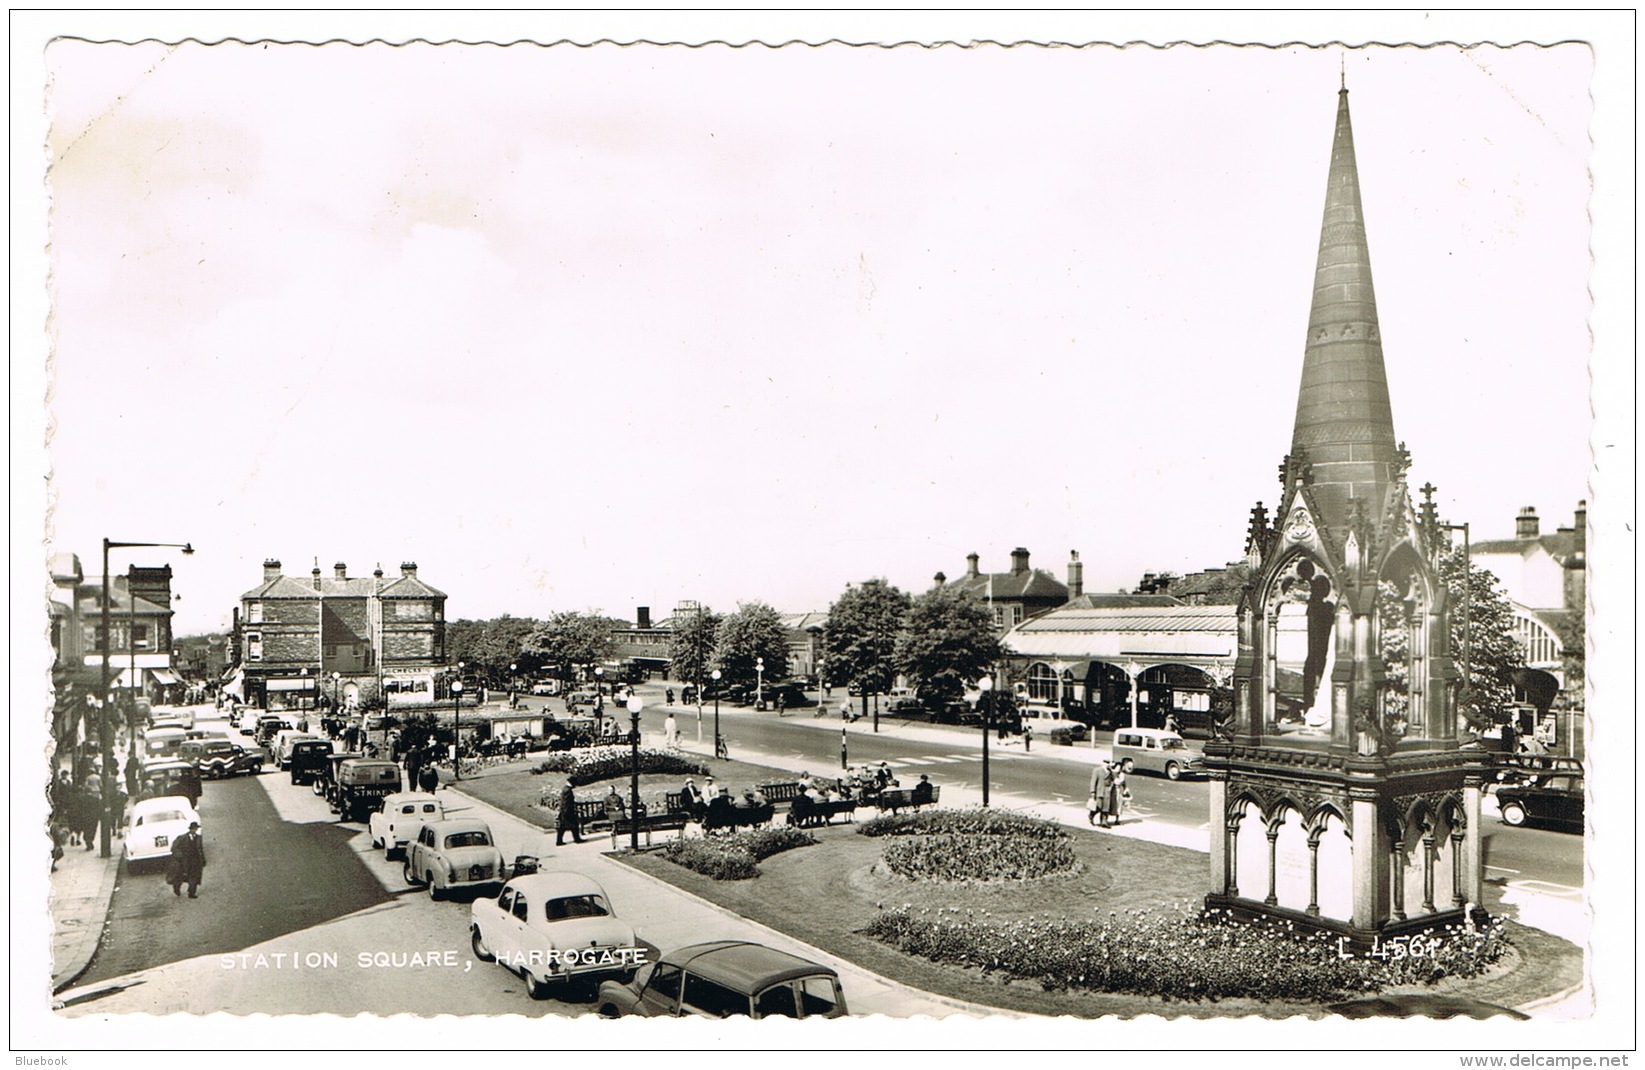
[824,579,1000,709]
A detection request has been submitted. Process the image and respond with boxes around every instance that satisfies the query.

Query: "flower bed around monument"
[531,746,708,785]
[862,905,1509,1002]
[856,808,1067,839]
[882,833,1079,882]
[660,826,819,881]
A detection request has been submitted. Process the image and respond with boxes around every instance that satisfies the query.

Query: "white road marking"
[918,756,964,764]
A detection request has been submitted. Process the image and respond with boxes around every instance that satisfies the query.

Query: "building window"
[132,624,151,651]
[248,601,263,624]
[993,607,1005,628]
[247,634,263,662]
[1011,606,1024,627]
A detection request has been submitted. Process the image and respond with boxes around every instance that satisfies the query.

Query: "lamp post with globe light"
[626,695,645,850]
[451,677,464,780]
[711,669,723,759]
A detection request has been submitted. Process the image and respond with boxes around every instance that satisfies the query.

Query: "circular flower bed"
[661,827,818,881]
[532,747,707,785]
[882,831,1078,882]
[858,808,1067,839]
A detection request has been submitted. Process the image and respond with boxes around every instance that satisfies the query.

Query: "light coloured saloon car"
[126,795,202,870]
[403,817,505,900]
[597,940,846,1019]
[369,792,445,859]
[470,872,644,999]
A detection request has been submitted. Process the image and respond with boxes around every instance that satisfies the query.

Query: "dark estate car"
[142,759,203,808]
[1496,773,1584,833]
[597,940,846,1020]
[288,738,336,786]
[179,738,265,779]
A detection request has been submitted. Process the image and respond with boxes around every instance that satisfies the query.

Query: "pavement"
[46,698,1590,1016]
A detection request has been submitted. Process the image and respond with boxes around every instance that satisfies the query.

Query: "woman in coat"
[1088,762,1114,828]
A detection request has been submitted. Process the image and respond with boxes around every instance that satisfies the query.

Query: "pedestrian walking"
[664,712,679,751]
[168,821,206,897]
[1112,764,1131,821]
[555,783,583,845]
[666,688,675,706]
[1089,762,1114,828]
[418,761,440,794]
[1023,723,1033,752]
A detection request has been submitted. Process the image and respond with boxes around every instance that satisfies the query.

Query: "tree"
[667,607,722,688]
[713,602,790,688]
[825,579,910,702]
[894,584,1001,705]
[524,612,616,685]
[447,615,542,684]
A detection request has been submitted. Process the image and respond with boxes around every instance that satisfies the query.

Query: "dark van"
[333,759,404,822]
[288,738,336,786]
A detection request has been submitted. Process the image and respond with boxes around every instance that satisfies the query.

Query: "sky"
[33,24,1604,642]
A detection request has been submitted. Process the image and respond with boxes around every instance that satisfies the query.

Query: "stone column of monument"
[1204,79,1482,944]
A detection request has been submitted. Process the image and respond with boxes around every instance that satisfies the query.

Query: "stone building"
[233,559,447,710]
[937,548,1076,633]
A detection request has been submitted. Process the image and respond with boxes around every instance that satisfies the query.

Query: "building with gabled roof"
[937,548,1076,633]
[234,559,449,710]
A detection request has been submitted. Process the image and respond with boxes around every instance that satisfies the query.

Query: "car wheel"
[597,1003,621,1019]
[1165,761,1181,781]
[427,874,442,901]
[1500,802,1528,827]
[1121,758,1135,774]
[525,972,552,1001]
[403,860,421,886]
[470,926,495,963]
[312,781,325,796]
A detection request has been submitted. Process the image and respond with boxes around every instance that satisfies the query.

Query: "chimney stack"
[1516,506,1540,538]
[401,562,418,580]
[966,553,980,579]
[934,571,947,586]
[263,558,282,583]
[1067,550,1084,598]
[312,564,322,590]
[334,562,348,580]
[637,606,652,630]
[1011,547,1030,575]
[1574,500,1587,554]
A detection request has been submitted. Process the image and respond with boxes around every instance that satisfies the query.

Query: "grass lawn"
[616,819,1580,1019]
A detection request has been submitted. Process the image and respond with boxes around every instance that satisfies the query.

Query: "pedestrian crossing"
[876,751,1018,768]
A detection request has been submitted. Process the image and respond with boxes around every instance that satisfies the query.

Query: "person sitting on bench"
[912,774,934,806]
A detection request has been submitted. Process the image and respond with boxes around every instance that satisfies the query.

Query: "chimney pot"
[966,553,980,579]
[1516,507,1540,539]
[263,558,282,582]
[934,571,947,586]
[312,565,322,591]
[637,606,652,630]
[1011,547,1030,575]
[1574,500,1587,554]
[1067,550,1084,598]
[401,561,418,579]
[334,562,348,580]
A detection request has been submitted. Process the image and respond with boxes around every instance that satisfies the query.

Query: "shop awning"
[266,677,316,692]
[149,668,180,686]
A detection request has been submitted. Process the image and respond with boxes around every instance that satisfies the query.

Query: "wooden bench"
[610,811,691,848]
[786,796,858,827]
[574,799,610,828]
[870,785,941,813]
[758,781,805,805]
[702,803,775,833]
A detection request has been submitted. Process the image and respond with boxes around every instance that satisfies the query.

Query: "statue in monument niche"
[1278,557,1336,729]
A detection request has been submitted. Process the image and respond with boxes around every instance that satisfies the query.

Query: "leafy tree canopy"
[825,579,910,697]
[714,602,790,687]
[525,612,617,682]
[895,584,1000,704]
[447,615,542,683]
[668,607,722,687]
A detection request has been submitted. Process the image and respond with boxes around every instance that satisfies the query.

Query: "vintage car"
[142,759,203,808]
[596,940,846,1019]
[126,795,202,869]
[326,758,403,823]
[179,737,264,779]
[272,730,320,769]
[471,872,643,998]
[254,716,294,748]
[148,706,195,730]
[1496,773,1585,833]
[369,792,446,859]
[1017,705,1091,743]
[142,726,189,762]
[287,738,336,786]
[403,817,506,900]
[1110,728,1206,780]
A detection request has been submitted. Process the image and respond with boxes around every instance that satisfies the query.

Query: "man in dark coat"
[169,821,206,897]
[705,787,735,832]
[555,783,583,846]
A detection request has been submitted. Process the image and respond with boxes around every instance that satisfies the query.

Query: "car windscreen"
[142,810,185,824]
[544,894,610,920]
[1160,738,1187,750]
[443,831,492,849]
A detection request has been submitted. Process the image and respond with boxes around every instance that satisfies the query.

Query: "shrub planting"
[882,832,1078,882]
[531,747,707,785]
[862,905,1507,1002]
[857,808,1065,839]
[660,826,818,881]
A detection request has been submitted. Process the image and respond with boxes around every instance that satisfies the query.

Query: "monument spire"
[1290,82,1399,536]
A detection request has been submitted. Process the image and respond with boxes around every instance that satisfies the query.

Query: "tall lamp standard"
[710,669,723,758]
[100,538,193,859]
[626,695,645,850]
[332,671,341,716]
[755,657,765,712]
[450,677,464,781]
[976,675,993,808]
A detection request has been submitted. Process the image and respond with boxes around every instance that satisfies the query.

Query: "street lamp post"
[594,666,605,717]
[755,657,764,711]
[626,695,644,851]
[509,663,517,709]
[976,675,993,807]
[332,671,341,716]
[100,538,193,859]
[711,669,723,758]
[451,677,464,781]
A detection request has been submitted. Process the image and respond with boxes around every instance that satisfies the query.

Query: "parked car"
[142,726,189,762]
[254,717,293,748]
[932,701,981,726]
[272,730,320,769]
[1110,728,1206,779]
[1496,773,1584,833]
[149,706,195,730]
[761,683,815,709]
[125,795,201,870]
[287,738,336,786]
[179,738,265,779]
[884,697,929,720]
[403,817,506,900]
[141,759,203,808]
[369,792,446,859]
[1018,706,1091,743]
[1489,753,1583,788]
[597,940,847,1019]
[470,872,643,998]
[330,758,404,823]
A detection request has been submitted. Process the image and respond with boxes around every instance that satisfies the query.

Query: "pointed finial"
[1340,52,1346,91]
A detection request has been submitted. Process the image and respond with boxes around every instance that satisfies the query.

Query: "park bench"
[786,795,858,828]
[609,811,692,848]
[702,803,775,833]
[758,781,805,805]
[574,799,610,828]
[869,785,941,813]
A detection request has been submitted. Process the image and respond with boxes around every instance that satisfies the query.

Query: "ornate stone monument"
[1204,83,1484,945]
